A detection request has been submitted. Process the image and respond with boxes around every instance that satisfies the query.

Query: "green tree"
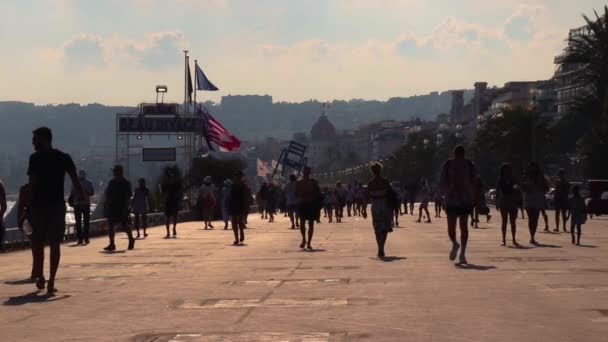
[559,6,608,177]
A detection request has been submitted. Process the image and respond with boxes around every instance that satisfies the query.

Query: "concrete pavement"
[1,210,607,341]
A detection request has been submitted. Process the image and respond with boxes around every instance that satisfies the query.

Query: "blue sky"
[0,0,606,105]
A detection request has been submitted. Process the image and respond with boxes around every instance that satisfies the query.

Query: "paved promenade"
[1,210,607,341]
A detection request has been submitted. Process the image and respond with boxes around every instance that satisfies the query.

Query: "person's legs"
[424,207,431,223]
[526,208,540,244]
[307,219,315,249]
[134,214,141,238]
[107,221,116,248]
[74,208,83,243]
[142,213,148,237]
[172,215,178,236]
[165,216,171,237]
[231,216,239,244]
[554,209,561,232]
[500,208,508,245]
[31,238,45,286]
[299,216,307,248]
[327,207,333,222]
[47,241,60,293]
[561,209,569,232]
[447,214,459,261]
[288,208,295,228]
[83,207,90,243]
[541,209,549,230]
[124,221,135,249]
[458,214,469,263]
[417,206,423,222]
[509,208,518,245]
[576,223,581,245]
[570,219,576,244]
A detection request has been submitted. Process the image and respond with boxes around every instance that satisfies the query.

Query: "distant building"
[308,113,338,168]
[554,25,591,116]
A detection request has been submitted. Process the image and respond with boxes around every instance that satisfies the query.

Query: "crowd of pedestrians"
[7,127,590,295]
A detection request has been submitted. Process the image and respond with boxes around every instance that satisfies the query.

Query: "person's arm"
[0,182,7,221]
[65,154,84,200]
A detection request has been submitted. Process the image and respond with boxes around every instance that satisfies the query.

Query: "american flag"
[198,106,241,151]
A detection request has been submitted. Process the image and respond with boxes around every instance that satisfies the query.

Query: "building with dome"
[308,113,337,168]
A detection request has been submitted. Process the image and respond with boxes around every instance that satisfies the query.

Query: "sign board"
[141,103,179,116]
[142,148,176,162]
[119,117,202,133]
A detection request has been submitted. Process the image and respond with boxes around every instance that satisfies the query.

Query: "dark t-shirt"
[27,148,76,208]
[105,177,132,213]
[228,182,249,215]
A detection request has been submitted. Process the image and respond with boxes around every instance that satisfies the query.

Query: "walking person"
[335,181,346,223]
[521,162,549,245]
[416,178,431,223]
[103,165,135,251]
[132,178,150,238]
[390,181,401,227]
[267,183,278,223]
[514,185,526,219]
[496,164,519,246]
[163,169,182,237]
[401,186,409,215]
[367,162,393,259]
[471,175,491,228]
[284,175,299,229]
[346,183,354,217]
[17,183,35,279]
[27,127,83,294]
[323,188,336,223]
[198,176,216,230]
[295,167,322,250]
[70,170,94,245]
[228,171,249,245]
[553,169,570,232]
[433,188,443,218]
[439,145,475,265]
[0,179,6,252]
[569,185,586,245]
[220,179,232,230]
[258,182,269,219]
[408,181,417,216]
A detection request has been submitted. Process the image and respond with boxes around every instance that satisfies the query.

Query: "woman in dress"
[521,162,549,245]
[132,178,150,238]
[496,164,519,246]
[367,162,393,259]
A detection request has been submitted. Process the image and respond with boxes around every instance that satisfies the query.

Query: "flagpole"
[194,59,198,109]
[183,50,188,116]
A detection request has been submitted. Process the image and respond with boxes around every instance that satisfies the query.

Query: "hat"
[204,176,212,183]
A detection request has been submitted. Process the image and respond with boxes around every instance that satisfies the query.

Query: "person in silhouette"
[267,183,277,223]
[284,174,298,229]
[258,182,269,219]
[323,187,336,223]
[0,178,6,252]
[220,179,232,230]
[69,170,94,245]
[198,176,215,230]
[228,171,248,245]
[471,175,491,228]
[553,169,570,232]
[17,183,35,279]
[433,187,443,218]
[390,181,401,227]
[521,162,549,245]
[103,165,135,251]
[439,145,475,265]
[295,167,322,250]
[416,178,431,223]
[132,178,150,238]
[163,169,183,237]
[346,183,354,217]
[496,163,519,246]
[569,185,586,245]
[27,127,83,294]
[368,162,394,258]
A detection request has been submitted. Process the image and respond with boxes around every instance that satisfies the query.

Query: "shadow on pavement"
[381,256,407,262]
[99,250,126,254]
[535,243,562,248]
[4,278,35,285]
[578,244,597,248]
[4,292,71,306]
[508,245,534,250]
[455,264,496,271]
[303,249,326,253]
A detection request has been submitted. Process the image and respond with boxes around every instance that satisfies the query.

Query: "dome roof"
[311,115,337,141]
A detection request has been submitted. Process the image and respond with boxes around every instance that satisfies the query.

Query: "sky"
[0,0,606,105]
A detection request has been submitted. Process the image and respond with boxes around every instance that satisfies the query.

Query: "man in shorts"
[439,145,475,265]
[27,127,83,294]
[295,167,322,249]
[103,165,135,251]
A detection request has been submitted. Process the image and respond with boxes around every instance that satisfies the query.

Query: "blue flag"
[195,64,219,91]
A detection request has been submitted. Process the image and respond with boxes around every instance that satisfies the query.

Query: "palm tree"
[559,6,608,177]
